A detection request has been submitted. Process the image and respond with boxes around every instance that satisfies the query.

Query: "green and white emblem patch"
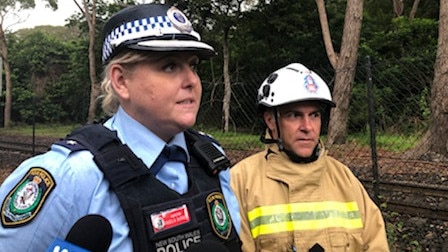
[1,167,56,227]
[206,192,231,239]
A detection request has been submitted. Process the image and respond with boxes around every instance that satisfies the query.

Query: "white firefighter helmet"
[257,63,336,109]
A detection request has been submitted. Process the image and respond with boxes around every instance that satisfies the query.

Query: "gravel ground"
[1,135,448,251]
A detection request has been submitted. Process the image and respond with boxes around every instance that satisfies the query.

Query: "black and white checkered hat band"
[102,15,201,63]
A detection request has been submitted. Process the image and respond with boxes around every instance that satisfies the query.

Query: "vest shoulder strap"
[58,124,151,189]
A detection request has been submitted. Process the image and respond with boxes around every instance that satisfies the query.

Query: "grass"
[0,124,421,152]
[0,124,263,149]
[0,123,81,138]
[202,129,263,150]
[347,132,421,152]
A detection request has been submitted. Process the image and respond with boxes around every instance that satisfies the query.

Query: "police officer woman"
[0,3,241,251]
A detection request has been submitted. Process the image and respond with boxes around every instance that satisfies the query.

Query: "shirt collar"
[103,106,189,167]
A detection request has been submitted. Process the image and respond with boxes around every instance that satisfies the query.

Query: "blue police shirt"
[0,107,241,251]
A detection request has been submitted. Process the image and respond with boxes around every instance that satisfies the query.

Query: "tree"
[73,0,99,123]
[212,0,246,133]
[404,0,448,159]
[0,17,12,128]
[0,0,57,127]
[315,0,364,144]
[181,0,251,132]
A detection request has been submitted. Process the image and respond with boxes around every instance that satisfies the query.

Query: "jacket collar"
[264,143,328,188]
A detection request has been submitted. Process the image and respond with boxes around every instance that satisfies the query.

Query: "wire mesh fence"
[195,55,448,189]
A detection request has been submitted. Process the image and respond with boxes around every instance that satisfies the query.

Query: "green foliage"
[383,210,423,252]
[232,0,329,74]
[360,17,437,59]
[347,82,369,132]
[349,131,420,152]
[357,17,436,135]
[11,86,34,123]
[197,128,263,150]
[14,25,80,42]
[418,87,430,120]
[384,211,402,250]
[13,31,67,74]
[7,27,90,124]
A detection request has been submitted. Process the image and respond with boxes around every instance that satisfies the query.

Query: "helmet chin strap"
[260,108,320,163]
[283,145,320,163]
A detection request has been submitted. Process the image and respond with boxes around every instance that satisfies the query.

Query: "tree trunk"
[404,0,448,160]
[222,28,231,133]
[315,0,338,68]
[409,0,420,20]
[84,0,99,124]
[0,25,11,127]
[319,0,364,145]
[393,0,404,17]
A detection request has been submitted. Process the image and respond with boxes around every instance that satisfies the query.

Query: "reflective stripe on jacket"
[230,144,389,252]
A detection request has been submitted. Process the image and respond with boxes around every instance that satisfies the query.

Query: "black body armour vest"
[55,124,242,252]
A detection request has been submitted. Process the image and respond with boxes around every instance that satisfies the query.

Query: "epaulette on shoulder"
[54,138,88,152]
[53,124,118,153]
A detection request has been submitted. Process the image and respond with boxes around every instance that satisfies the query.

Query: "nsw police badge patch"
[206,192,231,239]
[1,167,55,227]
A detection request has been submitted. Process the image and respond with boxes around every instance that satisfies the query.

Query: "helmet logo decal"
[304,74,318,93]
[267,73,277,84]
[258,73,276,102]
[167,7,193,33]
[259,85,270,101]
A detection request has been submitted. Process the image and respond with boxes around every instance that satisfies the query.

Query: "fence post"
[365,56,380,206]
[0,57,2,97]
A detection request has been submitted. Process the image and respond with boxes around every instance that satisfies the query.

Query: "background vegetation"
[0,0,440,132]
[1,1,447,250]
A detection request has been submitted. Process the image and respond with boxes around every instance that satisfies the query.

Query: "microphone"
[185,240,230,252]
[46,214,113,252]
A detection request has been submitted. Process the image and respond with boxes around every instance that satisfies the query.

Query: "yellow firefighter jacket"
[230,143,389,252]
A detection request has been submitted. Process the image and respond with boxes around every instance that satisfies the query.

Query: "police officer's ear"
[110,63,130,101]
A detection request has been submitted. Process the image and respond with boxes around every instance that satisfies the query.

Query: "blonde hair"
[99,50,155,115]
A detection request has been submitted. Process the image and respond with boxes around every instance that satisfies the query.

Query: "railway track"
[361,179,448,220]
[0,140,48,154]
[1,139,448,220]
